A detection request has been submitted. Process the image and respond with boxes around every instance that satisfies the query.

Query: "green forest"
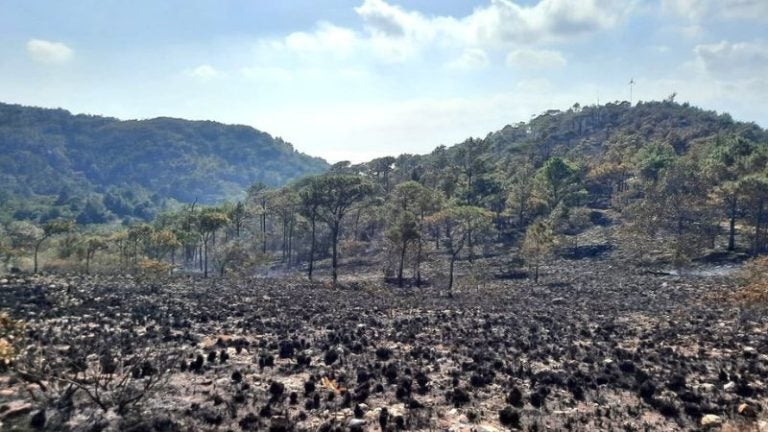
[0,102,328,224]
[2,99,767,284]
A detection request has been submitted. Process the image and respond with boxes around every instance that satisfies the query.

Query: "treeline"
[0,102,328,224]
[2,100,767,288]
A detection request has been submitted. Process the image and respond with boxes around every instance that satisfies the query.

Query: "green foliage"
[635,142,676,183]
[310,174,376,285]
[428,205,494,291]
[0,102,328,224]
[521,220,554,283]
[535,157,585,210]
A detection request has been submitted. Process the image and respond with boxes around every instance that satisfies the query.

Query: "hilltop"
[0,102,328,223]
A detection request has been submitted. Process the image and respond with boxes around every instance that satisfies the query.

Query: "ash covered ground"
[0,256,766,431]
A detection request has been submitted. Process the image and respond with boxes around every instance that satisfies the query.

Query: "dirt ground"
[0,251,766,431]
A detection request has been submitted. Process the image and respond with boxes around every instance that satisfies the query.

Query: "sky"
[0,0,767,163]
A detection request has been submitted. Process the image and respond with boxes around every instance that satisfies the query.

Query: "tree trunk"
[397,241,407,288]
[754,201,764,256]
[413,238,423,287]
[331,223,340,287]
[282,220,287,262]
[448,254,456,294]
[288,218,294,267]
[468,228,474,263]
[261,208,267,254]
[354,208,362,241]
[203,239,208,278]
[33,239,43,274]
[308,217,316,281]
[728,213,736,251]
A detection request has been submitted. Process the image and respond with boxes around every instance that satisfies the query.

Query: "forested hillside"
[3,99,768,280]
[0,102,328,224]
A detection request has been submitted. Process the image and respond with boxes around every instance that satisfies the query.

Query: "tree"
[704,135,757,251]
[76,197,111,225]
[212,240,250,277]
[81,236,108,274]
[386,181,442,287]
[453,138,491,206]
[713,181,743,251]
[127,224,153,267]
[33,220,74,274]
[738,175,768,255]
[505,161,537,228]
[627,159,717,266]
[428,206,494,294]
[7,221,43,252]
[0,226,11,272]
[534,157,584,212]
[267,188,300,265]
[299,180,325,281]
[198,210,230,278]
[314,174,375,286]
[521,220,554,283]
[148,230,180,262]
[247,183,270,254]
[370,156,397,194]
[635,141,675,184]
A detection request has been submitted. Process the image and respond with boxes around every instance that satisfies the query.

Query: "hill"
[0,102,328,223]
[361,100,767,188]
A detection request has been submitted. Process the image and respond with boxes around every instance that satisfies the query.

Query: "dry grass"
[721,420,766,432]
[731,257,768,306]
[0,312,25,368]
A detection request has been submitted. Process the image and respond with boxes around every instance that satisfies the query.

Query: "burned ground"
[0,256,766,431]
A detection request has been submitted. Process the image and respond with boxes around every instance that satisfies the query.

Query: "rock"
[0,279,8,285]
[29,410,46,429]
[738,403,757,418]
[701,414,722,429]
[348,418,366,427]
[0,401,33,419]
[697,383,716,392]
[724,381,736,392]
[552,297,566,305]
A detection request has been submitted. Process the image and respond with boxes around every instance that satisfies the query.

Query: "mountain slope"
[364,100,767,187]
[0,102,328,222]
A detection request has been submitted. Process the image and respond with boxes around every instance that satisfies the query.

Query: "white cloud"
[447,48,490,70]
[694,40,768,78]
[26,39,73,64]
[356,0,631,46]
[661,0,709,21]
[222,0,636,80]
[722,0,768,19]
[284,22,358,58]
[505,48,567,69]
[273,0,631,65]
[186,64,222,80]
[662,0,768,21]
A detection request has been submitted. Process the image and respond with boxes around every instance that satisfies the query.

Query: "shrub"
[0,312,25,370]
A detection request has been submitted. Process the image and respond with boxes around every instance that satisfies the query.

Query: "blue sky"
[1,0,766,162]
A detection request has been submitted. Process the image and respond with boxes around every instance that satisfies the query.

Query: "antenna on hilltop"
[629,78,635,105]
